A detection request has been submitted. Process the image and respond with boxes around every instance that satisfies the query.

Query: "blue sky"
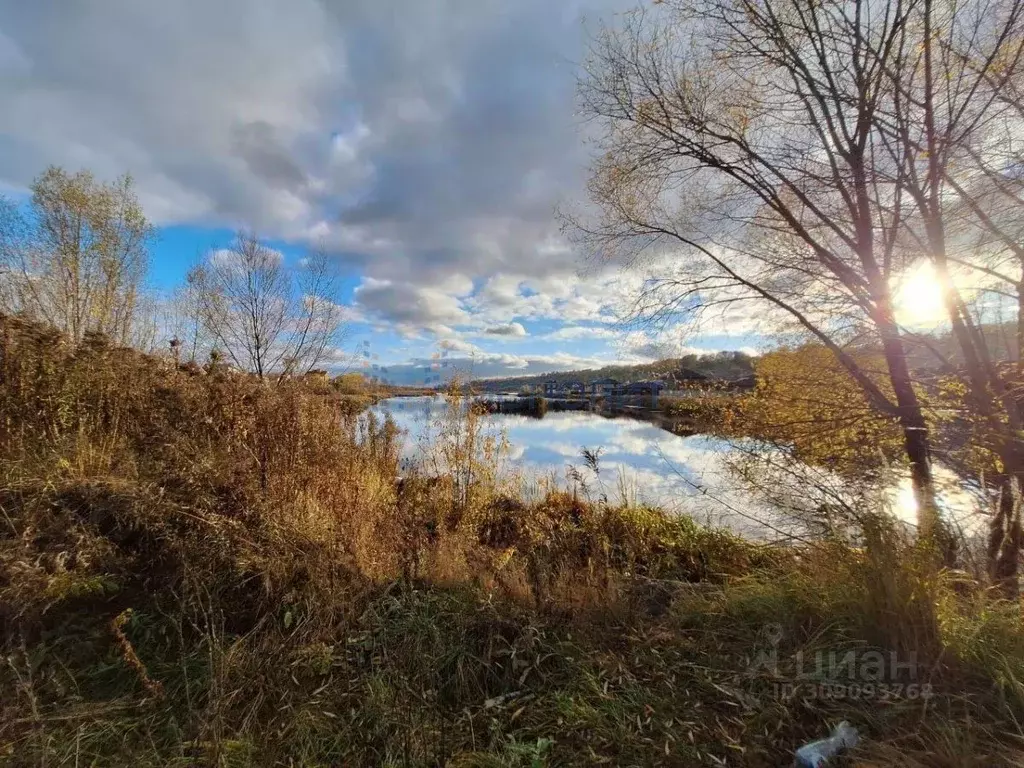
[0,0,762,383]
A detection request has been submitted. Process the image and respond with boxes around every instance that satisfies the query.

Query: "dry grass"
[1,314,1023,766]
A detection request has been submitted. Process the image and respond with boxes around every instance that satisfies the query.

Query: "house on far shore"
[589,377,620,396]
[562,380,585,396]
[544,379,586,397]
[625,380,665,396]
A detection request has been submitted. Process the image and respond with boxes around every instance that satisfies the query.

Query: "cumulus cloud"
[0,0,629,294]
[485,322,527,337]
[0,0,781,372]
[208,245,285,271]
[380,350,616,385]
[0,0,341,229]
[543,325,618,341]
[437,337,483,356]
[353,278,470,335]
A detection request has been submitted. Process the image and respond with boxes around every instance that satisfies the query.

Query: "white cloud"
[353,277,470,334]
[0,0,636,290]
[0,0,341,233]
[477,274,525,308]
[437,337,482,356]
[544,325,617,341]
[0,0,794,367]
[378,348,622,384]
[207,245,285,270]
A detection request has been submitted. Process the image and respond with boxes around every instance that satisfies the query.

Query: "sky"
[0,0,765,384]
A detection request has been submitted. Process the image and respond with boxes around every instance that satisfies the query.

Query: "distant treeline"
[472,324,1022,396]
[471,350,755,393]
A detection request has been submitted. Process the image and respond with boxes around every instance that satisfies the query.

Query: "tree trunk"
[886,348,936,521]
[933,265,1024,587]
[877,324,954,565]
[991,450,1024,598]
[1017,279,1024,376]
[989,475,1020,598]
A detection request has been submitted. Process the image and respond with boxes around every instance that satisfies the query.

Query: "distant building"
[545,379,586,397]
[590,377,620,396]
[625,380,665,395]
[304,369,330,385]
[563,380,585,396]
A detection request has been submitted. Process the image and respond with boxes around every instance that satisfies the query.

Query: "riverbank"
[2,315,1023,765]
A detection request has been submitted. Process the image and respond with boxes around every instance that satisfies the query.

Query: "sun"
[894,262,947,327]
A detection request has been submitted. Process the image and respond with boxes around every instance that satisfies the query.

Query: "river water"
[371,396,981,540]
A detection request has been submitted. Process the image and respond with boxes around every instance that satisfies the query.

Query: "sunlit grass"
[1,313,1023,766]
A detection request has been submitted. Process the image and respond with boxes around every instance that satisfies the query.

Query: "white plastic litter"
[794,721,860,768]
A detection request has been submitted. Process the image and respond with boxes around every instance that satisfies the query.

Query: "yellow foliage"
[332,371,368,394]
[743,344,905,474]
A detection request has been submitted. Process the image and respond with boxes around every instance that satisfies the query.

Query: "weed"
[1,314,1023,765]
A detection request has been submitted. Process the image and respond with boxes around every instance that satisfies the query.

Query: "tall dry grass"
[1,313,1023,766]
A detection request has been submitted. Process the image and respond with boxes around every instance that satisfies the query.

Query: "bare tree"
[162,276,207,365]
[870,0,1024,592]
[0,166,152,345]
[188,232,346,379]
[574,0,952,550]
[577,0,1024,583]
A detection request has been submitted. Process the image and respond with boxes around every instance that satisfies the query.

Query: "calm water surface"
[371,396,977,538]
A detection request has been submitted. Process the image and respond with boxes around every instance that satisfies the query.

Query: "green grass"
[7,567,1023,766]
